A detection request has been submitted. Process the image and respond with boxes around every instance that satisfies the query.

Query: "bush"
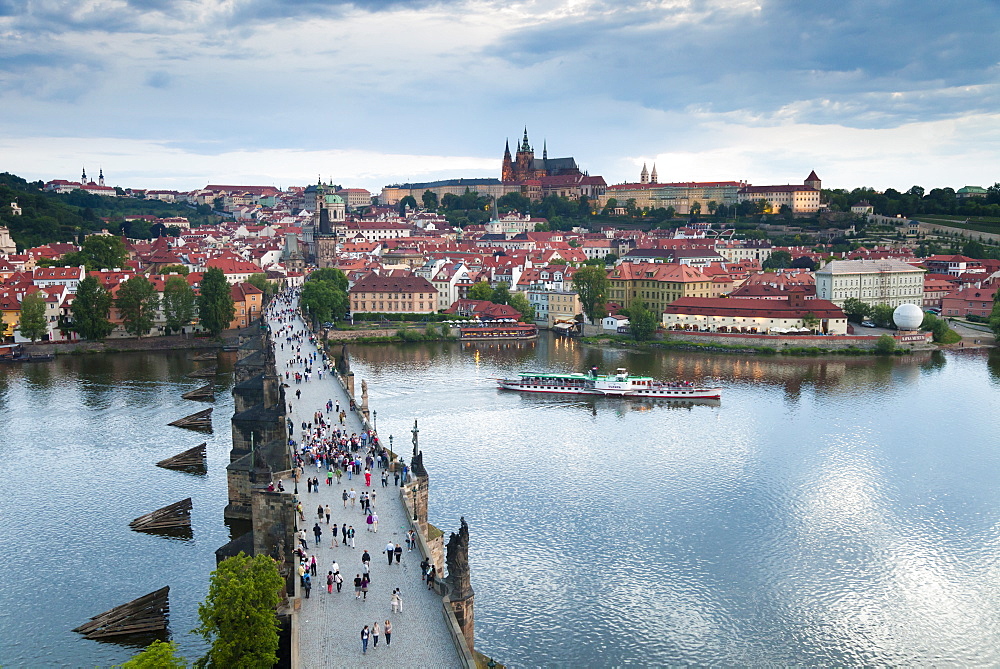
[875,334,896,355]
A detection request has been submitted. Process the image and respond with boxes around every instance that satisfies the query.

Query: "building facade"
[815,259,925,307]
[349,273,438,314]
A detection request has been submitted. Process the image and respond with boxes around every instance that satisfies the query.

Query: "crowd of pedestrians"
[265,287,429,658]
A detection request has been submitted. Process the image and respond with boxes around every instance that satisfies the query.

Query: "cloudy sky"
[2,0,999,193]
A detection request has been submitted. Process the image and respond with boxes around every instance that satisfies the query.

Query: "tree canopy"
[162,275,196,334]
[841,297,871,323]
[195,552,283,668]
[197,267,235,336]
[18,291,48,342]
[301,268,348,324]
[118,640,186,668]
[71,275,114,340]
[627,299,659,341]
[762,250,792,270]
[467,281,493,302]
[572,266,609,324]
[508,292,535,322]
[116,275,159,337]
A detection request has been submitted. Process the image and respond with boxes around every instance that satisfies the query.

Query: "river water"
[0,350,237,667]
[1,338,999,666]
[348,335,1000,667]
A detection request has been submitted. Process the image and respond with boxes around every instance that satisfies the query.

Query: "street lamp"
[389,434,394,455]
[411,483,418,521]
[373,409,378,433]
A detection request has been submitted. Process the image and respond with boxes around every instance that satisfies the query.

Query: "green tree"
[841,297,871,324]
[301,268,348,324]
[572,265,610,324]
[490,282,510,305]
[628,299,659,341]
[301,280,338,324]
[18,291,48,342]
[197,267,235,337]
[875,334,896,355]
[118,640,186,668]
[467,281,493,301]
[421,190,438,210]
[160,264,189,275]
[246,273,275,302]
[398,195,417,214]
[195,552,283,669]
[71,275,114,340]
[962,240,986,258]
[871,303,895,328]
[601,197,618,216]
[80,235,128,270]
[921,312,961,343]
[309,268,349,292]
[162,275,196,334]
[689,201,702,217]
[762,250,792,270]
[116,275,159,337]
[508,292,535,322]
[801,312,820,332]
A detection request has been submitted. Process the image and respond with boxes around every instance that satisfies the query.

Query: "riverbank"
[20,329,254,356]
[580,332,936,356]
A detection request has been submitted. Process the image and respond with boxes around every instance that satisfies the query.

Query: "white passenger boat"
[497,367,722,399]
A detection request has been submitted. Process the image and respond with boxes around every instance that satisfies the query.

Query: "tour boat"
[497,367,722,399]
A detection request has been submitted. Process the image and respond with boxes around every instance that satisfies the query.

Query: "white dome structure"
[893,303,923,331]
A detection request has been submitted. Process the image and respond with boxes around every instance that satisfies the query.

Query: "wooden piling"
[73,587,169,639]
[129,498,193,531]
[168,408,213,432]
[156,443,207,471]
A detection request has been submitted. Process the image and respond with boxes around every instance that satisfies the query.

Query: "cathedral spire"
[521,127,530,152]
[650,164,658,184]
[641,163,649,184]
[503,139,511,159]
[81,166,87,183]
[542,140,547,161]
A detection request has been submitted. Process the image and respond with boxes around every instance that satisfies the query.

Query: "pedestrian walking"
[394,543,402,564]
[427,565,436,590]
[316,504,324,520]
[366,512,374,532]
[330,523,339,547]
[372,621,380,649]
[361,574,369,599]
[334,571,343,592]
[390,588,402,613]
[384,619,392,646]
[362,549,371,570]
[324,504,331,524]
[327,571,334,594]
[354,574,362,599]
[342,489,349,508]
[361,625,370,654]
[348,525,356,548]
[372,512,379,533]
[385,541,395,566]
[381,470,389,487]
[313,523,322,545]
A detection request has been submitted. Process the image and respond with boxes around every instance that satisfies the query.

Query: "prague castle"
[501,128,581,183]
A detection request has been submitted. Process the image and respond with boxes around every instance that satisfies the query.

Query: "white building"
[815,259,924,308]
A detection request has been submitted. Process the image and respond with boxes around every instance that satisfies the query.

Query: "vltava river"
[349,335,1000,666]
[1,338,999,666]
[0,350,237,667]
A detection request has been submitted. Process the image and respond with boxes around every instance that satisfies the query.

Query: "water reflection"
[346,334,1000,666]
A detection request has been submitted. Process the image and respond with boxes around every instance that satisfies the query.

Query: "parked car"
[861,320,876,328]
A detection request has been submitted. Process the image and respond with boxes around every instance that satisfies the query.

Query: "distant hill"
[0,172,221,252]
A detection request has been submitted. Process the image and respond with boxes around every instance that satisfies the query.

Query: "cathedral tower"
[514,127,535,182]
[501,140,514,182]
[650,164,658,184]
[640,163,649,184]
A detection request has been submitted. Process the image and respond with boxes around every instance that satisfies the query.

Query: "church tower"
[640,163,649,184]
[81,167,87,184]
[501,140,514,182]
[805,170,821,191]
[98,168,105,187]
[514,127,535,182]
[650,164,658,184]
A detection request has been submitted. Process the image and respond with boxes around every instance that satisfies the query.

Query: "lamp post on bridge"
[373,409,378,433]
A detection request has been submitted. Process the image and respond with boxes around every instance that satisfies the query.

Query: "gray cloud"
[486,0,1000,128]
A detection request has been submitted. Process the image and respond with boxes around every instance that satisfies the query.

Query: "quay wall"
[661,331,934,350]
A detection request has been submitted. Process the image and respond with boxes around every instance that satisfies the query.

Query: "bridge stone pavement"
[270,308,462,668]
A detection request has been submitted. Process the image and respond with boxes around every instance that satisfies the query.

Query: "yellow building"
[607,262,713,314]
[0,294,19,340]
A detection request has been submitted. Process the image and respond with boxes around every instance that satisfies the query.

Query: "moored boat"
[497,367,722,399]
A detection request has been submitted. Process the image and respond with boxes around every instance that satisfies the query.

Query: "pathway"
[266,298,462,668]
